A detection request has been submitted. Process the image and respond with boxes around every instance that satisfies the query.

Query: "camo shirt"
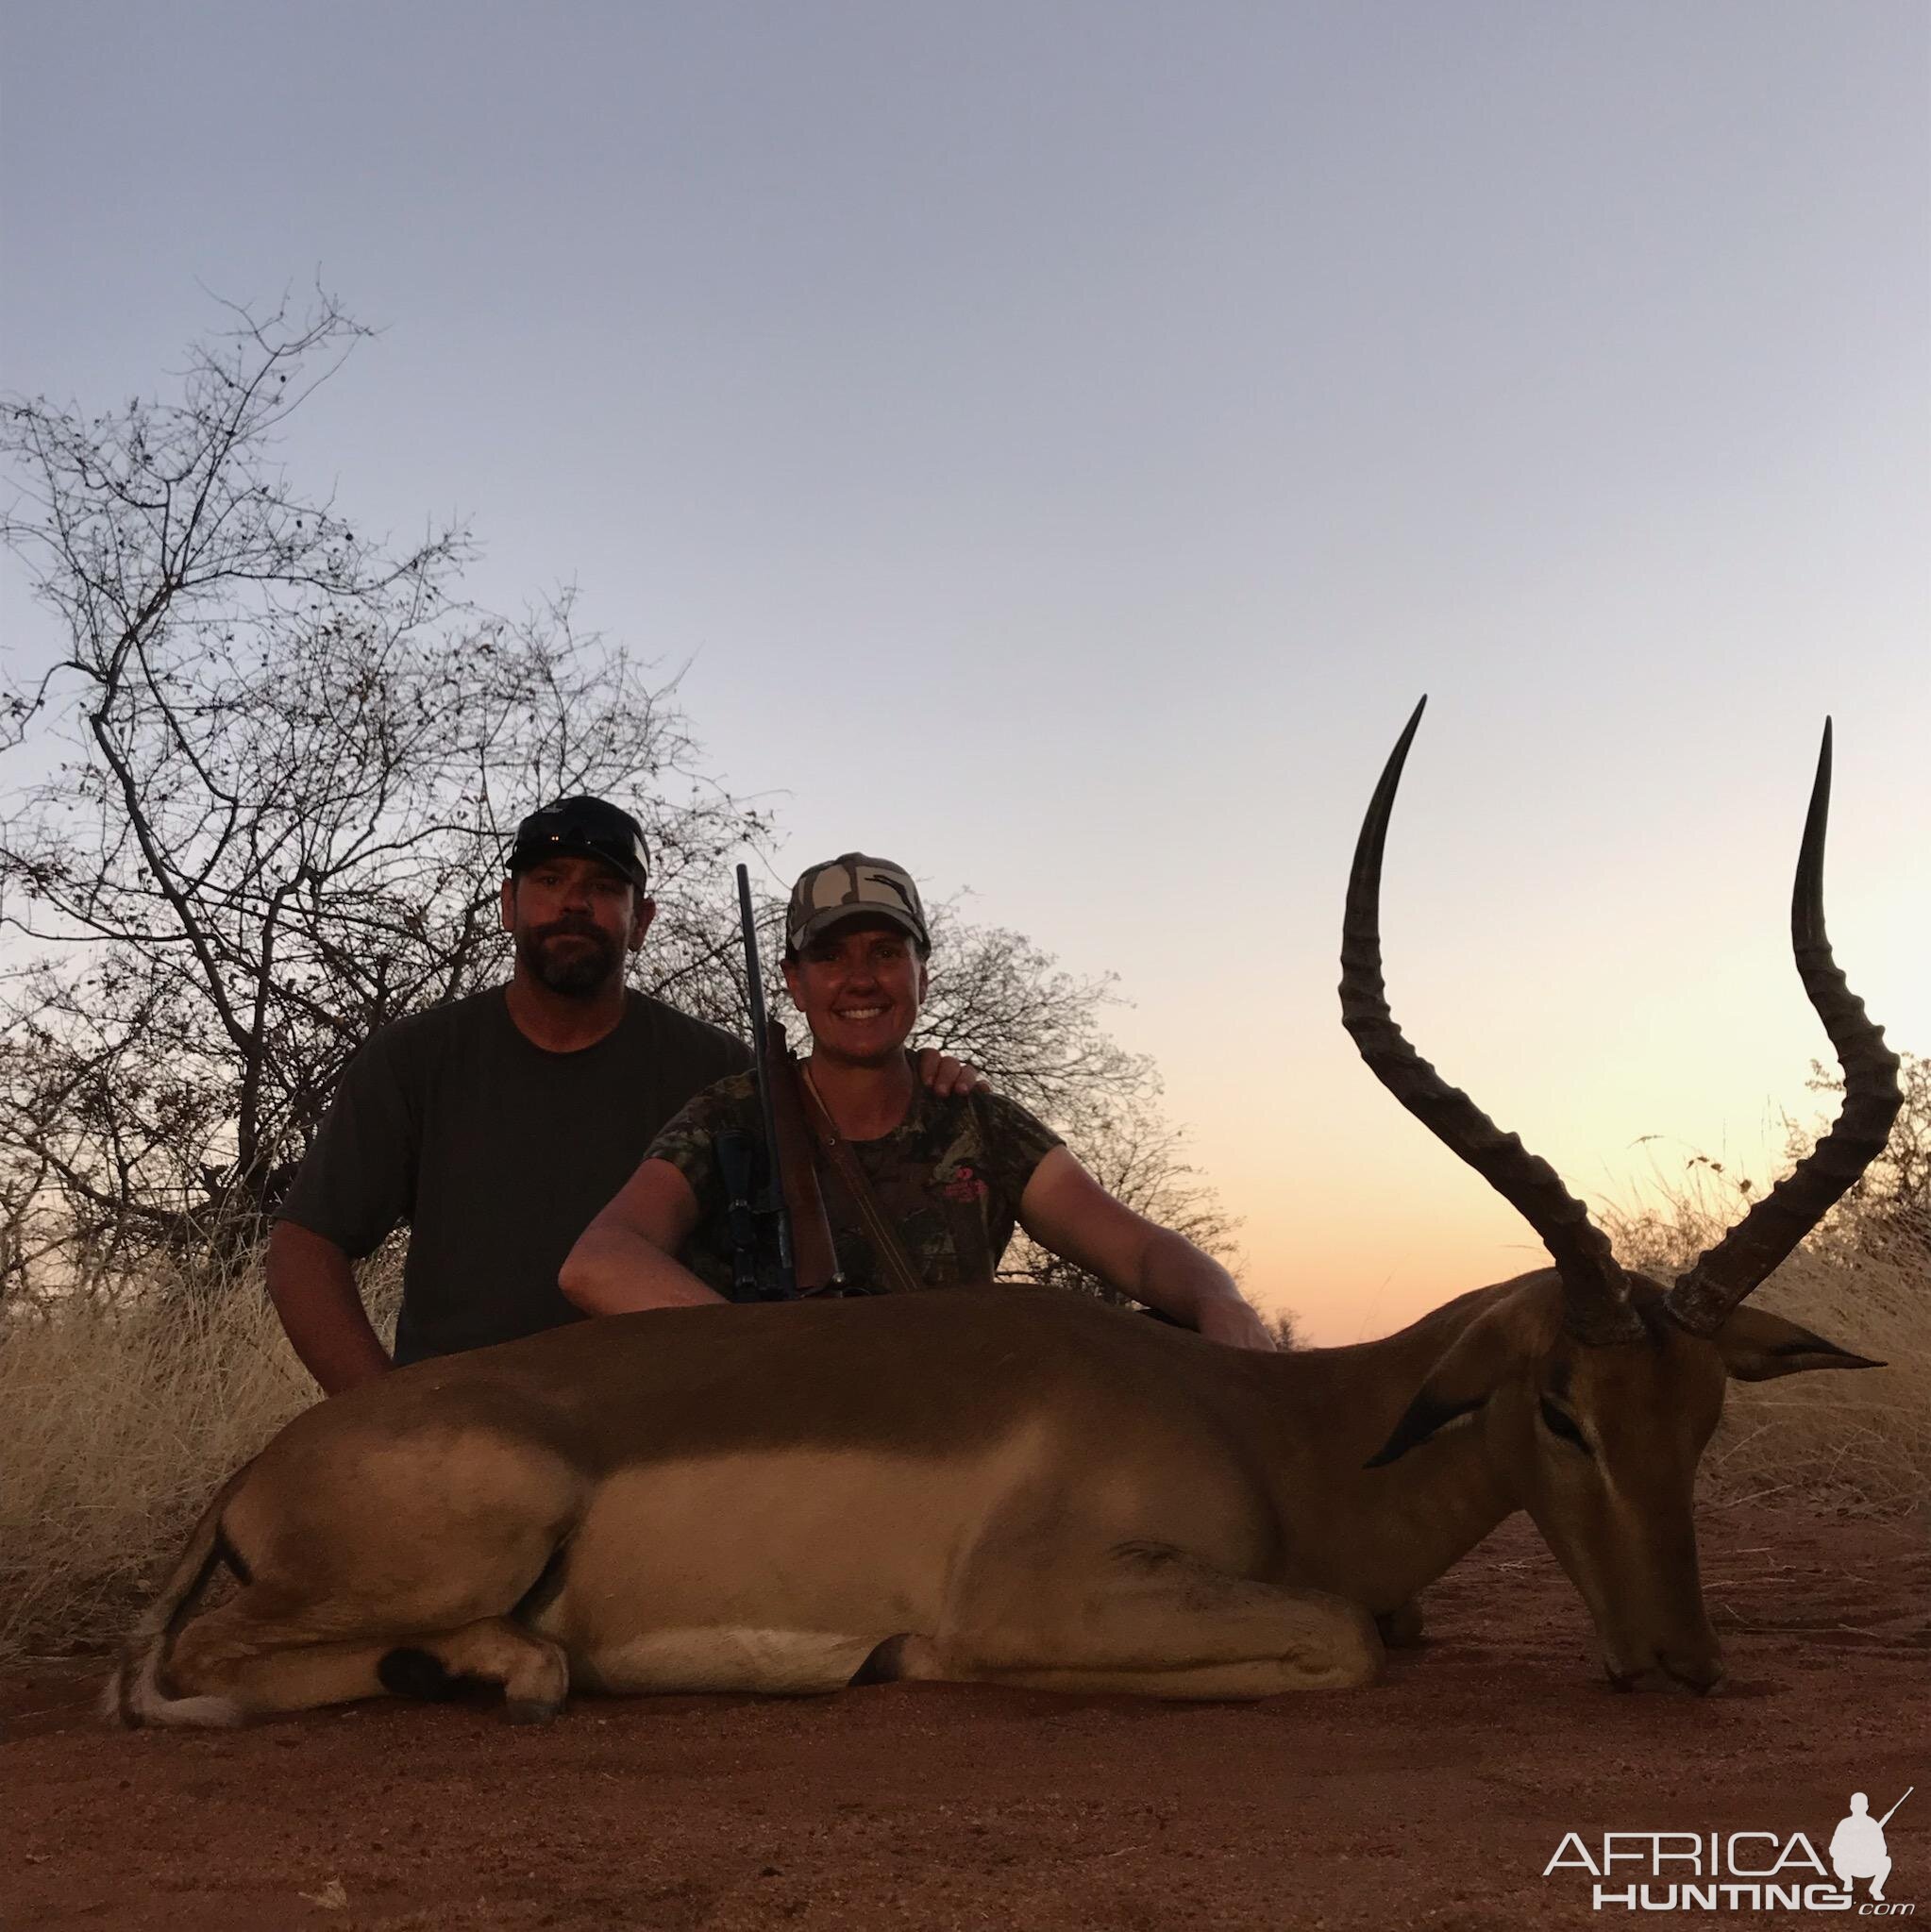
[646,1067,1063,1298]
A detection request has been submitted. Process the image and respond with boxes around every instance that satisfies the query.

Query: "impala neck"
[1248,1287,1520,1613]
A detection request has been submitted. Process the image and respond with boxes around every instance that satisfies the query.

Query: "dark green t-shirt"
[646,1067,1063,1298]
[278,987,749,1363]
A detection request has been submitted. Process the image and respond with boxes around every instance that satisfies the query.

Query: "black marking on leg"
[378,1647,460,1702]
[212,1525,253,1587]
[378,1647,508,1708]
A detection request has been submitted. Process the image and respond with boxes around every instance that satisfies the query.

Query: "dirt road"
[4,1506,1923,1931]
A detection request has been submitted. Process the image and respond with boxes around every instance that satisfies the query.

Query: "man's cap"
[506,796,649,893]
[786,853,929,952]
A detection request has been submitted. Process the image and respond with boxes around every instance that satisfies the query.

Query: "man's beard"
[515,921,623,999]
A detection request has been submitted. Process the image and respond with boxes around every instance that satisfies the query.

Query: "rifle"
[733,865,841,1298]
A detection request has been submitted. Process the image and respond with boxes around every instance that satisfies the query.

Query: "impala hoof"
[1605,1656,1726,1696]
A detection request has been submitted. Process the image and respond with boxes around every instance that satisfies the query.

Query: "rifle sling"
[764,1023,842,1293]
[796,1063,927,1298]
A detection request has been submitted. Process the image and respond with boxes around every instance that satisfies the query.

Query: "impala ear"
[1711,1304,1884,1382]
[1365,1306,1522,1468]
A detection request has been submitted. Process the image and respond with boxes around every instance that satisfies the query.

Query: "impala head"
[1348,701,1901,1692]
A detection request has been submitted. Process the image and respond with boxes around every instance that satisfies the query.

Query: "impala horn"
[1665,721,1902,1336]
[1340,699,1642,1346]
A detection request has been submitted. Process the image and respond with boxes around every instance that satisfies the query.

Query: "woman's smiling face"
[782,916,930,1067]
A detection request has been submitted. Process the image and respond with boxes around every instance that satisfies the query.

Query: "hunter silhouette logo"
[1542,1787,1915,1914]
[1833,1791,1911,1906]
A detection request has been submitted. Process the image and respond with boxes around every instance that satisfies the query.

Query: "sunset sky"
[4,2,1925,1341]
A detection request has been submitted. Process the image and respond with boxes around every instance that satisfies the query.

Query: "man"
[562,852,1275,1350]
[270,802,981,1393]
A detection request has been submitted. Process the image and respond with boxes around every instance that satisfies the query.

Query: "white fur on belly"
[582,1625,883,1695]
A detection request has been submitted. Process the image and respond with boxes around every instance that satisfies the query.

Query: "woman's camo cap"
[785,853,929,952]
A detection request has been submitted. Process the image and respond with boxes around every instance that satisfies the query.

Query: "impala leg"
[169,1599,568,1722]
[915,1545,1385,1696]
[167,1597,401,1717]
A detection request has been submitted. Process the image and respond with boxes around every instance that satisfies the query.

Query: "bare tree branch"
[1,296,1248,1330]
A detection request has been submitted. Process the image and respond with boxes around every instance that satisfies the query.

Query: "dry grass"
[0,1253,399,1664]
[1602,1167,1929,1518]
[1704,1241,1927,1515]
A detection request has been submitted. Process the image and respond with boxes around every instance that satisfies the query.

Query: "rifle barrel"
[737,864,772,1044]
[736,865,795,1292]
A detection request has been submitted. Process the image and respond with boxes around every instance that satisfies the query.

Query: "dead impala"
[110,703,1900,1724]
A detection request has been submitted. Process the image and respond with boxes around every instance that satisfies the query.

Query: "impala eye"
[1538,1396,1590,1453]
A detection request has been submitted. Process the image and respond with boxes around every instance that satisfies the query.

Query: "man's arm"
[266,1219,395,1395]
[559,1159,730,1316]
[1016,1148,1276,1351]
[270,1017,420,1393]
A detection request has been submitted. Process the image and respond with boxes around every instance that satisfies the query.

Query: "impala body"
[110,707,1900,1724]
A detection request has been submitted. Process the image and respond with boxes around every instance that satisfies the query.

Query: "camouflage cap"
[786,853,929,952]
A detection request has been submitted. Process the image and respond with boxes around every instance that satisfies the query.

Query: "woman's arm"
[1016,1147,1276,1351]
[559,1158,730,1316]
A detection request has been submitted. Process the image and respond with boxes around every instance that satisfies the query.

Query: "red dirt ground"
[3,1505,1924,1932]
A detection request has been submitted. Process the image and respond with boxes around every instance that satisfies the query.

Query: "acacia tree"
[0,297,766,1291]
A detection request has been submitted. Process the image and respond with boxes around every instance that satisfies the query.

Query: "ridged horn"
[1666,721,1902,1336]
[1341,699,1642,1346]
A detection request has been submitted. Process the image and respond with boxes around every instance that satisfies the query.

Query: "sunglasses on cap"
[507,797,649,893]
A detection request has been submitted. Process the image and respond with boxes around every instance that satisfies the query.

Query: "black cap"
[506,796,649,893]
